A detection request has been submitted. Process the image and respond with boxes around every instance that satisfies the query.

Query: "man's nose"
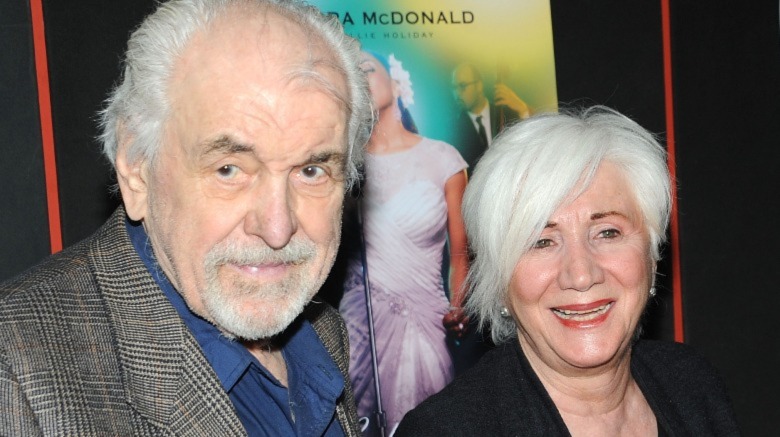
[243,178,297,250]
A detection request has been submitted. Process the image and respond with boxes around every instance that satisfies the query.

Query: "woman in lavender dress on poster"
[338,51,469,435]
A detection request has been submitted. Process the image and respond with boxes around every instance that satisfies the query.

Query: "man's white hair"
[100,0,372,188]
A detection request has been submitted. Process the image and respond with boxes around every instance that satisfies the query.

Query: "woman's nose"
[557,241,605,292]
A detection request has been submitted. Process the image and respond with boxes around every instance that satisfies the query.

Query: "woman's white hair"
[100,0,372,188]
[462,106,672,344]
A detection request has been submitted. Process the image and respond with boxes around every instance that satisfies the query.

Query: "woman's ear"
[115,134,149,221]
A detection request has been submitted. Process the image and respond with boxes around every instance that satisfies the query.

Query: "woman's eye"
[216,164,240,179]
[533,238,553,249]
[599,228,621,239]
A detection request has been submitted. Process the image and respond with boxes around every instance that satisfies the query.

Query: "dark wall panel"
[553,0,780,431]
[42,0,156,247]
[670,1,780,434]
[552,0,667,132]
[0,0,51,280]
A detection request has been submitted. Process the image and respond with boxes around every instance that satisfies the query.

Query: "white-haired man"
[0,0,371,435]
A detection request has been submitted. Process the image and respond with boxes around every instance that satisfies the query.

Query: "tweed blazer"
[0,208,360,436]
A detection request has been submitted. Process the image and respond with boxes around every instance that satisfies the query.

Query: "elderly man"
[0,0,371,435]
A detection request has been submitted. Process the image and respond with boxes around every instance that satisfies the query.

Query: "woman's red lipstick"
[551,299,614,328]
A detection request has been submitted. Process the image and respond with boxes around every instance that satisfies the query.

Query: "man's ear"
[115,136,150,221]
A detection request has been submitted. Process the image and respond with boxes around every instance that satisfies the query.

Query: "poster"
[312,1,558,434]
[317,0,558,155]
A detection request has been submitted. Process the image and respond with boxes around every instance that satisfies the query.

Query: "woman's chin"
[521,325,629,373]
[553,334,631,372]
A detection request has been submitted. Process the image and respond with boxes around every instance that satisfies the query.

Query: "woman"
[396,107,740,436]
[338,51,470,435]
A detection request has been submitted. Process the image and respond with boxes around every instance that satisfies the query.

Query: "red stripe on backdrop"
[661,0,684,342]
[30,0,63,254]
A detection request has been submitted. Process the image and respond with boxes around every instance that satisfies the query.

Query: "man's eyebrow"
[591,210,628,221]
[544,222,557,229]
[307,150,347,166]
[200,135,254,156]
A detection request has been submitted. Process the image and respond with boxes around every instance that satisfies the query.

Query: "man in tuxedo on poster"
[447,63,532,374]
[450,63,532,175]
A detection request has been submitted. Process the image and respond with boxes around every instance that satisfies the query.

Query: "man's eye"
[216,164,239,179]
[532,238,553,249]
[300,165,327,182]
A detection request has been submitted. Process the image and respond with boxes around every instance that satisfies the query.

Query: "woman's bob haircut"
[462,106,672,344]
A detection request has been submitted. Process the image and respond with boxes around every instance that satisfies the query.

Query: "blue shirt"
[127,220,345,436]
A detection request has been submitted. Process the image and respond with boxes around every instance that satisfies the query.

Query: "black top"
[396,339,740,436]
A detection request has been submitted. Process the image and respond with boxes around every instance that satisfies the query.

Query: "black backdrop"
[2,0,779,433]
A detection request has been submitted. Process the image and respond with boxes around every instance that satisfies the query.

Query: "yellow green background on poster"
[309,0,558,146]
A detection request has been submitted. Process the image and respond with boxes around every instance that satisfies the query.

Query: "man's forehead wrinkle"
[165,6,349,173]
[235,90,279,130]
[281,52,350,123]
[173,6,346,105]
[283,70,348,113]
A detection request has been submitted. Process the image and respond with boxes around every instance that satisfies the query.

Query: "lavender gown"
[339,138,467,434]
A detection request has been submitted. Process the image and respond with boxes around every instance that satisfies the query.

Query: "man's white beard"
[202,238,319,340]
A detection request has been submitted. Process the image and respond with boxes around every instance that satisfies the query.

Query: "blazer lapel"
[91,209,246,435]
